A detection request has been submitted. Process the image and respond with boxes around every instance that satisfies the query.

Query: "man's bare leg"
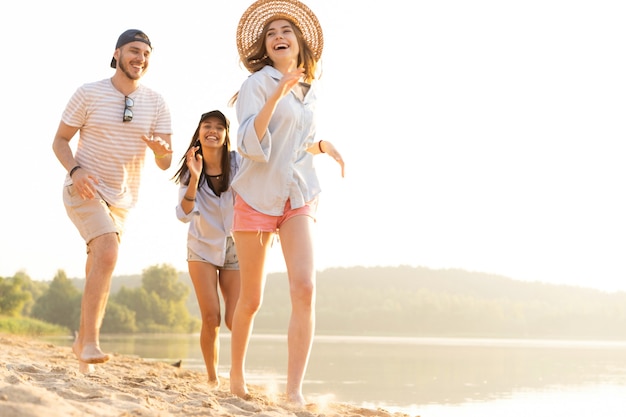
[72,233,118,368]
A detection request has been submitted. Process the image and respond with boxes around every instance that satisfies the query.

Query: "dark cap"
[110,29,152,68]
[199,110,230,129]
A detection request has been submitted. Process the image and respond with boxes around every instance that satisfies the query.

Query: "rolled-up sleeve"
[236,75,272,162]
[175,184,197,223]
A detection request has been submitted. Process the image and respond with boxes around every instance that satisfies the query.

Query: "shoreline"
[0,334,416,417]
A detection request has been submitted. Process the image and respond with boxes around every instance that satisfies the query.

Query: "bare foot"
[207,378,220,390]
[72,340,95,374]
[229,377,249,398]
[286,392,306,408]
[80,342,110,364]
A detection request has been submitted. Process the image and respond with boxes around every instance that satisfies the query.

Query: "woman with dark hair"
[173,110,241,389]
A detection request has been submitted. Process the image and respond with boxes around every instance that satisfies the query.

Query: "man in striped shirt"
[52,29,173,373]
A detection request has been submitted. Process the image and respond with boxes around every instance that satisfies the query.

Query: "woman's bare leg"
[218,269,241,331]
[229,231,273,398]
[279,216,316,406]
[189,261,221,388]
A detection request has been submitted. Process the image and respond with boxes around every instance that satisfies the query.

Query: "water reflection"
[42,334,626,412]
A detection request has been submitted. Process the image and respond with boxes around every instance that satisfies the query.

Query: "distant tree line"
[0,264,199,335]
[3,265,626,339]
[254,266,626,340]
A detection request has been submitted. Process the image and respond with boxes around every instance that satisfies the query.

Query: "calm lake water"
[41,334,626,417]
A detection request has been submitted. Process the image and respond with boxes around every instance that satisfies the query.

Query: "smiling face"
[265,19,300,65]
[116,41,152,80]
[198,116,227,149]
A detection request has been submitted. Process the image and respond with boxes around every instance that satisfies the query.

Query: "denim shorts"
[187,236,239,270]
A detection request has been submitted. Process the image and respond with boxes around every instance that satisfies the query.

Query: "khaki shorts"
[63,184,127,250]
[187,236,239,270]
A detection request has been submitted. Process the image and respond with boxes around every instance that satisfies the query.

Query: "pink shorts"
[232,195,317,233]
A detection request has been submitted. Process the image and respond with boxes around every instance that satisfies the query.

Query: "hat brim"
[236,0,323,73]
[200,110,230,128]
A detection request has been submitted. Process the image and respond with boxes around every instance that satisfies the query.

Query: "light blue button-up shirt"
[232,65,321,216]
[176,151,241,267]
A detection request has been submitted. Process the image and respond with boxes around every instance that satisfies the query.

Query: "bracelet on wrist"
[154,152,168,159]
[318,140,325,153]
[69,165,82,177]
[183,195,195,202]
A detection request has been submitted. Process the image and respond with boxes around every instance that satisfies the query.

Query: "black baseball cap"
[199,110,230,129]
[110,29,152,68]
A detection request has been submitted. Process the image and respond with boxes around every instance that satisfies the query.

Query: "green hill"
[77,265,626,340]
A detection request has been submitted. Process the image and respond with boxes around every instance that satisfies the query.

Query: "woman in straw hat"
[228,0,345,406]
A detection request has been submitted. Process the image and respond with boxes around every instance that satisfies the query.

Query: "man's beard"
[118,56,144,81]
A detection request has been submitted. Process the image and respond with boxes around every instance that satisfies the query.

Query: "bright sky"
[1,0,625,293]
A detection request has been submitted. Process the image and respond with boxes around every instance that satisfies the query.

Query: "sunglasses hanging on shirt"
[123,96,134,122]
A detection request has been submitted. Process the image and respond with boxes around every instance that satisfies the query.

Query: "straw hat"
[236,0,324,72]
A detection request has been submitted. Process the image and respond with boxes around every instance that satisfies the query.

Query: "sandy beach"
[0,335,414,417]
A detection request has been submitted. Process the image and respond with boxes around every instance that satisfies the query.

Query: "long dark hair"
[171,111,232,195]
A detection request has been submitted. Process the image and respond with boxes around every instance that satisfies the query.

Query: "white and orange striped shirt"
[62,78,172,209]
